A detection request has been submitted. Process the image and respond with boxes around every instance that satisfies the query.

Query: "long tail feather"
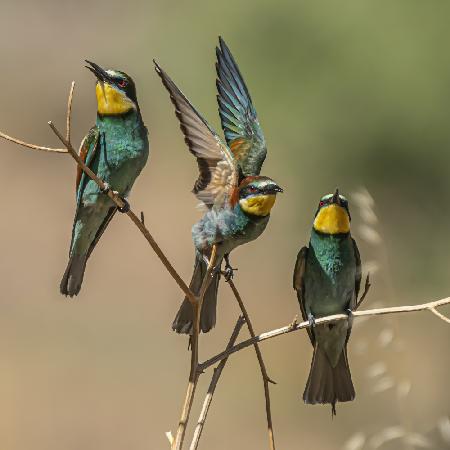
[303,345,355,415]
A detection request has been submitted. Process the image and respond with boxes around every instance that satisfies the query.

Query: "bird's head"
[313,188,351,235]
[237,176,283,217]
[85,60,138,115]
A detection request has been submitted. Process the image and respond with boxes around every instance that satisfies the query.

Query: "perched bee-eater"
[293,190,361,415]
[154,42,282,334]
[60,61,149,297]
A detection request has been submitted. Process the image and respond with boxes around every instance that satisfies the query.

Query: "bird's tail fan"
[60,254,88,297]
[172,254,220,334]
[303,345,355,415]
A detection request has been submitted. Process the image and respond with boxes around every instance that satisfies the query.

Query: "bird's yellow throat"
[239,194,276,217]
[313,204,350,234]
[95,83,135,115]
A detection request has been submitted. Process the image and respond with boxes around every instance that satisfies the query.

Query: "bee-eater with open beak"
[293,190,361,415]
[154,39,282,334]
[60,61,149,297]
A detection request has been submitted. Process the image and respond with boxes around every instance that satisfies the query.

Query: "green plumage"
[293,194,361,415]
[61,72,149,297]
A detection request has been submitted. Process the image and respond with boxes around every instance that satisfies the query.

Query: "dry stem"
[172,246,218,450]
[227,279,276,450]
[189,316,246,450]
[200,296,450,370]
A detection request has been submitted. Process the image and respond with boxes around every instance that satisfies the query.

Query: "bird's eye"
[117,80,127,88]
[319,201,324,207]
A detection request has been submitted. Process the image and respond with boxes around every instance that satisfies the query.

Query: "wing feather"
[293,246,314,345]
[216,37,267,176]
[155,61,237,209]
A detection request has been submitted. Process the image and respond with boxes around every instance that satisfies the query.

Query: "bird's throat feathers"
[96,83,135,115]
[313,204,350,235]
[239,194,276,217]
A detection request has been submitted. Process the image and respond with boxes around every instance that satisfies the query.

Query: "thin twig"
[199,296,450,371]
[66,81,74,142]
[356,273,371,310]
[430,307,450,324]
[172,246,218,450]
[227,279,276,450]
[189,316,246,450]
[0,131,67,153]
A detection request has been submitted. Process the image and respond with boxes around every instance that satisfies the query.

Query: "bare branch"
[200,296,450,371]
[356,273,371,310]
[189,316,246,450]
[66,81,75,142]
[173,246,219,450]
[227,279,276,450]
[0,130,67,153]
[430,307,450,324]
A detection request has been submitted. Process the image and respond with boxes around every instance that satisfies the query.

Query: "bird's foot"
[100,182,110,194]
[223,254,237,282]
[224,263,237,282]
[307,313,316,328]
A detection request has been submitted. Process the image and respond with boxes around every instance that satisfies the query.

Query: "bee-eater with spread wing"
[293,190,361,415]
[60,61,149,297]
[154,52,282,334]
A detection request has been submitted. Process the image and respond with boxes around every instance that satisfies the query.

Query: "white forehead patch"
[321,193,348,202]
[106,70,120,77]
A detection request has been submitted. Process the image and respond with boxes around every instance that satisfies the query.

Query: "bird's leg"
[223,253,237,282]
[307,313,316,328]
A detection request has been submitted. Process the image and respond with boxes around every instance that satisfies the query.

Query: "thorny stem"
[189,316,246,450]
[199,296,450,371]
[226,279,276,450]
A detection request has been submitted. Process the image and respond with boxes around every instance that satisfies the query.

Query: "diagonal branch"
[199,296,450,371]
[356,273,371,310]
[226,279,276,450]
[189,316,246,450]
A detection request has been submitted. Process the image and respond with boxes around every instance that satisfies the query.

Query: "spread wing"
[216,37,267,177]
[154,61,238,209]
[293,246,314,345]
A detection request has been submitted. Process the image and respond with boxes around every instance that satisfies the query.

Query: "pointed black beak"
[331,188,341,205]
[85,60,110,82]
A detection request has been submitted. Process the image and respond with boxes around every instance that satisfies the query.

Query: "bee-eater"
[154,52,282,334]
[60,61,149,297]
[293,189,361,415]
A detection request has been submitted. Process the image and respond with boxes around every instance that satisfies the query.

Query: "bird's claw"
[307,313,316,328]
[118,197,130,213]
[224,265,237,282]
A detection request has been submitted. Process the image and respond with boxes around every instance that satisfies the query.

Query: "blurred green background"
[0,0,449,449]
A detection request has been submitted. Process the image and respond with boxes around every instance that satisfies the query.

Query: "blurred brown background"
[0,0,449,449]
